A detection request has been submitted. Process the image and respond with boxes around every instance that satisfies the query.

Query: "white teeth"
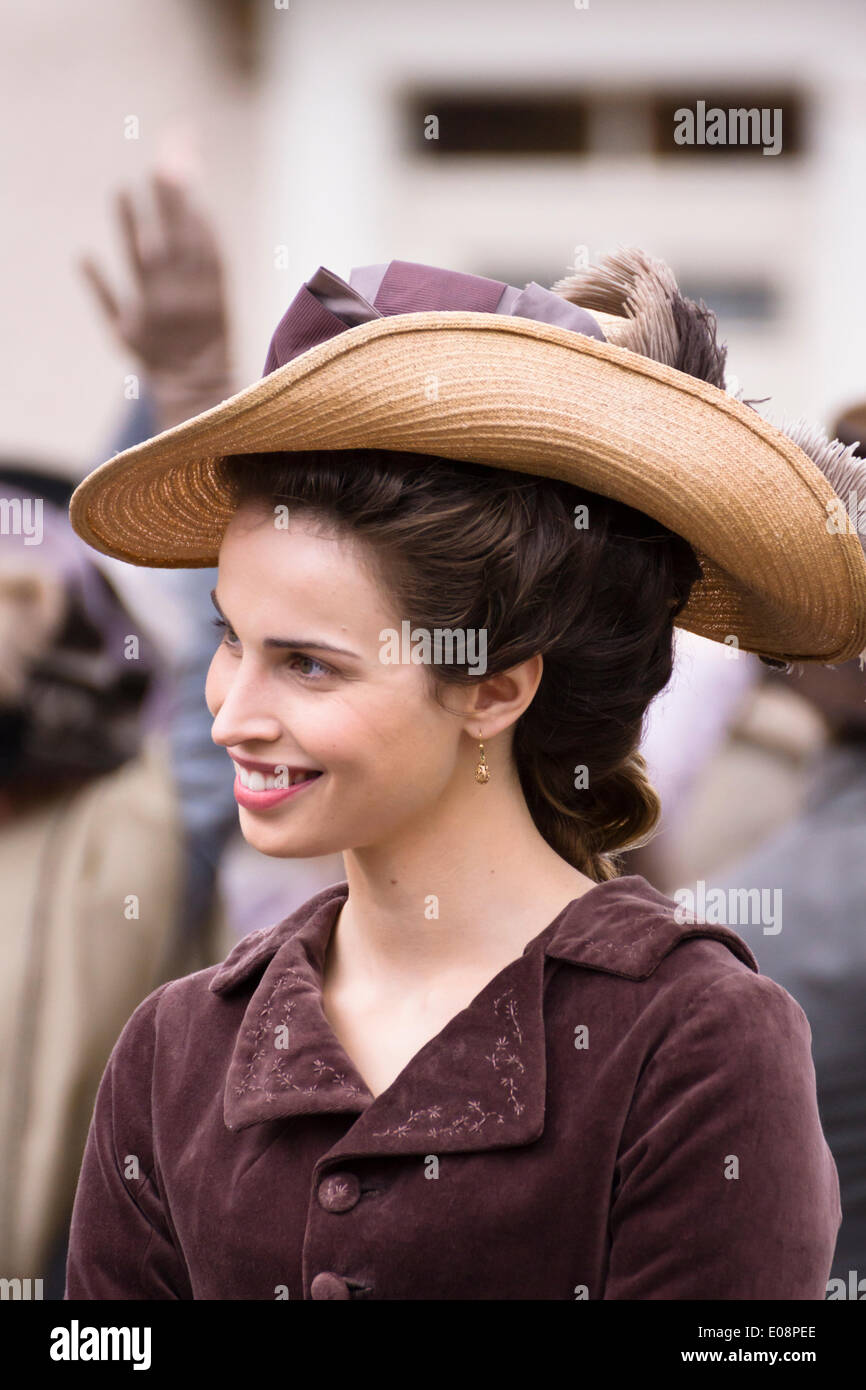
[231,761,320,791]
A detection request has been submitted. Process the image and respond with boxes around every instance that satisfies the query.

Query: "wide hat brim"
[69,309,866,665]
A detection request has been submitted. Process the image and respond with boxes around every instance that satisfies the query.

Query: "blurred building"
[3,0,866,490]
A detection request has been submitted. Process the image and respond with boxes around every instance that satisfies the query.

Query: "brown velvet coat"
[64,873,840,1300]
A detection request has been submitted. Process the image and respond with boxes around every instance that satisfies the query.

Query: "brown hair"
[215,448,703,882]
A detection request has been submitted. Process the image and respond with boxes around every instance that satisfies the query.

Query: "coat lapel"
[214,883,372,1131]
[212,880,549,1152]
[211,874,758,1154]
[325,934,549,1158]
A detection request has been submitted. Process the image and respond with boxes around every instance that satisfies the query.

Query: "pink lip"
[233,771,323,811]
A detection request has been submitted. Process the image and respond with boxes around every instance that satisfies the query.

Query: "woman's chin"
[237,815,340,861]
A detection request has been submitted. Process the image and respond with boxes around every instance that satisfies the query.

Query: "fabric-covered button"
[310,1271,351,1300]
[318,1171,361,1212]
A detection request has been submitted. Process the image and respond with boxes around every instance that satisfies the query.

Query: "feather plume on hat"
[552,247,866,668]
[552,246,729,387]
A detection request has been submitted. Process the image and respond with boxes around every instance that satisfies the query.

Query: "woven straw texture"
[69,311,866,664]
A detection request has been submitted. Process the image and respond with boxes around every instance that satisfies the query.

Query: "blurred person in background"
[625,628,831,890]
[625,626,762,883]
[679,407,866,1295]
[0,466,184,1296]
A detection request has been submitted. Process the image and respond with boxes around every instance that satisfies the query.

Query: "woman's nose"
[209,661,283,748]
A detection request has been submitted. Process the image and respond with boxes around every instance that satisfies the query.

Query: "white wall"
[0,0,259,477]
[260,0,866,427]
[2,0,865,483]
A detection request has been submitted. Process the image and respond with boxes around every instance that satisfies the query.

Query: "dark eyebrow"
[210,589,362,659]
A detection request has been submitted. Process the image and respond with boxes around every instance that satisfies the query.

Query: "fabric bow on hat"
[260,259,608,373]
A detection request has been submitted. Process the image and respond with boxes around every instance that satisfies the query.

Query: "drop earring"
[474,731,489,784]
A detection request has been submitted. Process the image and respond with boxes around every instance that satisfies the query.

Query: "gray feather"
[550,246,727,387]
[768,414,866,568]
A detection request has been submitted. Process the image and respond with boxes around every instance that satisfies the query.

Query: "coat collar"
[209,874,757,1156]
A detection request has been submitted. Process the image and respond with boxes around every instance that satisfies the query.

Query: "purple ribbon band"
[262,259,607,376]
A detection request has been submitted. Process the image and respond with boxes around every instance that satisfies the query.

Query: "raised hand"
[79,169,234,429]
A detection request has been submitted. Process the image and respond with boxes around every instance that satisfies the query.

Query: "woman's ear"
[459,652,544,738]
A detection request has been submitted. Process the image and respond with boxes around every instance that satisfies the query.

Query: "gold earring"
[474,731,489,784]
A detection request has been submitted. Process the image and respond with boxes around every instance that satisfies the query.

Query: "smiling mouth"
[231,761,324,791]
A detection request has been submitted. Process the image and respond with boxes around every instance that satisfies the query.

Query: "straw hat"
[68,250,866,666]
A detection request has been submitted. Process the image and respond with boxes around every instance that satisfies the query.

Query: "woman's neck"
[326,779,597,994]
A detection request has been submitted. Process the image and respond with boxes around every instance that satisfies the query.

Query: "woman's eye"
[209,617,237,642]
[211,618,332,680]
[286,654,332,680]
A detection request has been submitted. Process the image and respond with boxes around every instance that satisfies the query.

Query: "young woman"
[63,250,866,1300]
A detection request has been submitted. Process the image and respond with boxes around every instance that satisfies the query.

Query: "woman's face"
[205,503,478,859]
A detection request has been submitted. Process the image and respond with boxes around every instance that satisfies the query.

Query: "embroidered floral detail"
[497,992,523,1045]
[372,1099,505,1140]
[234,968,364,1100]
[312,1059,363,1092]
[370,986,526,1137]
